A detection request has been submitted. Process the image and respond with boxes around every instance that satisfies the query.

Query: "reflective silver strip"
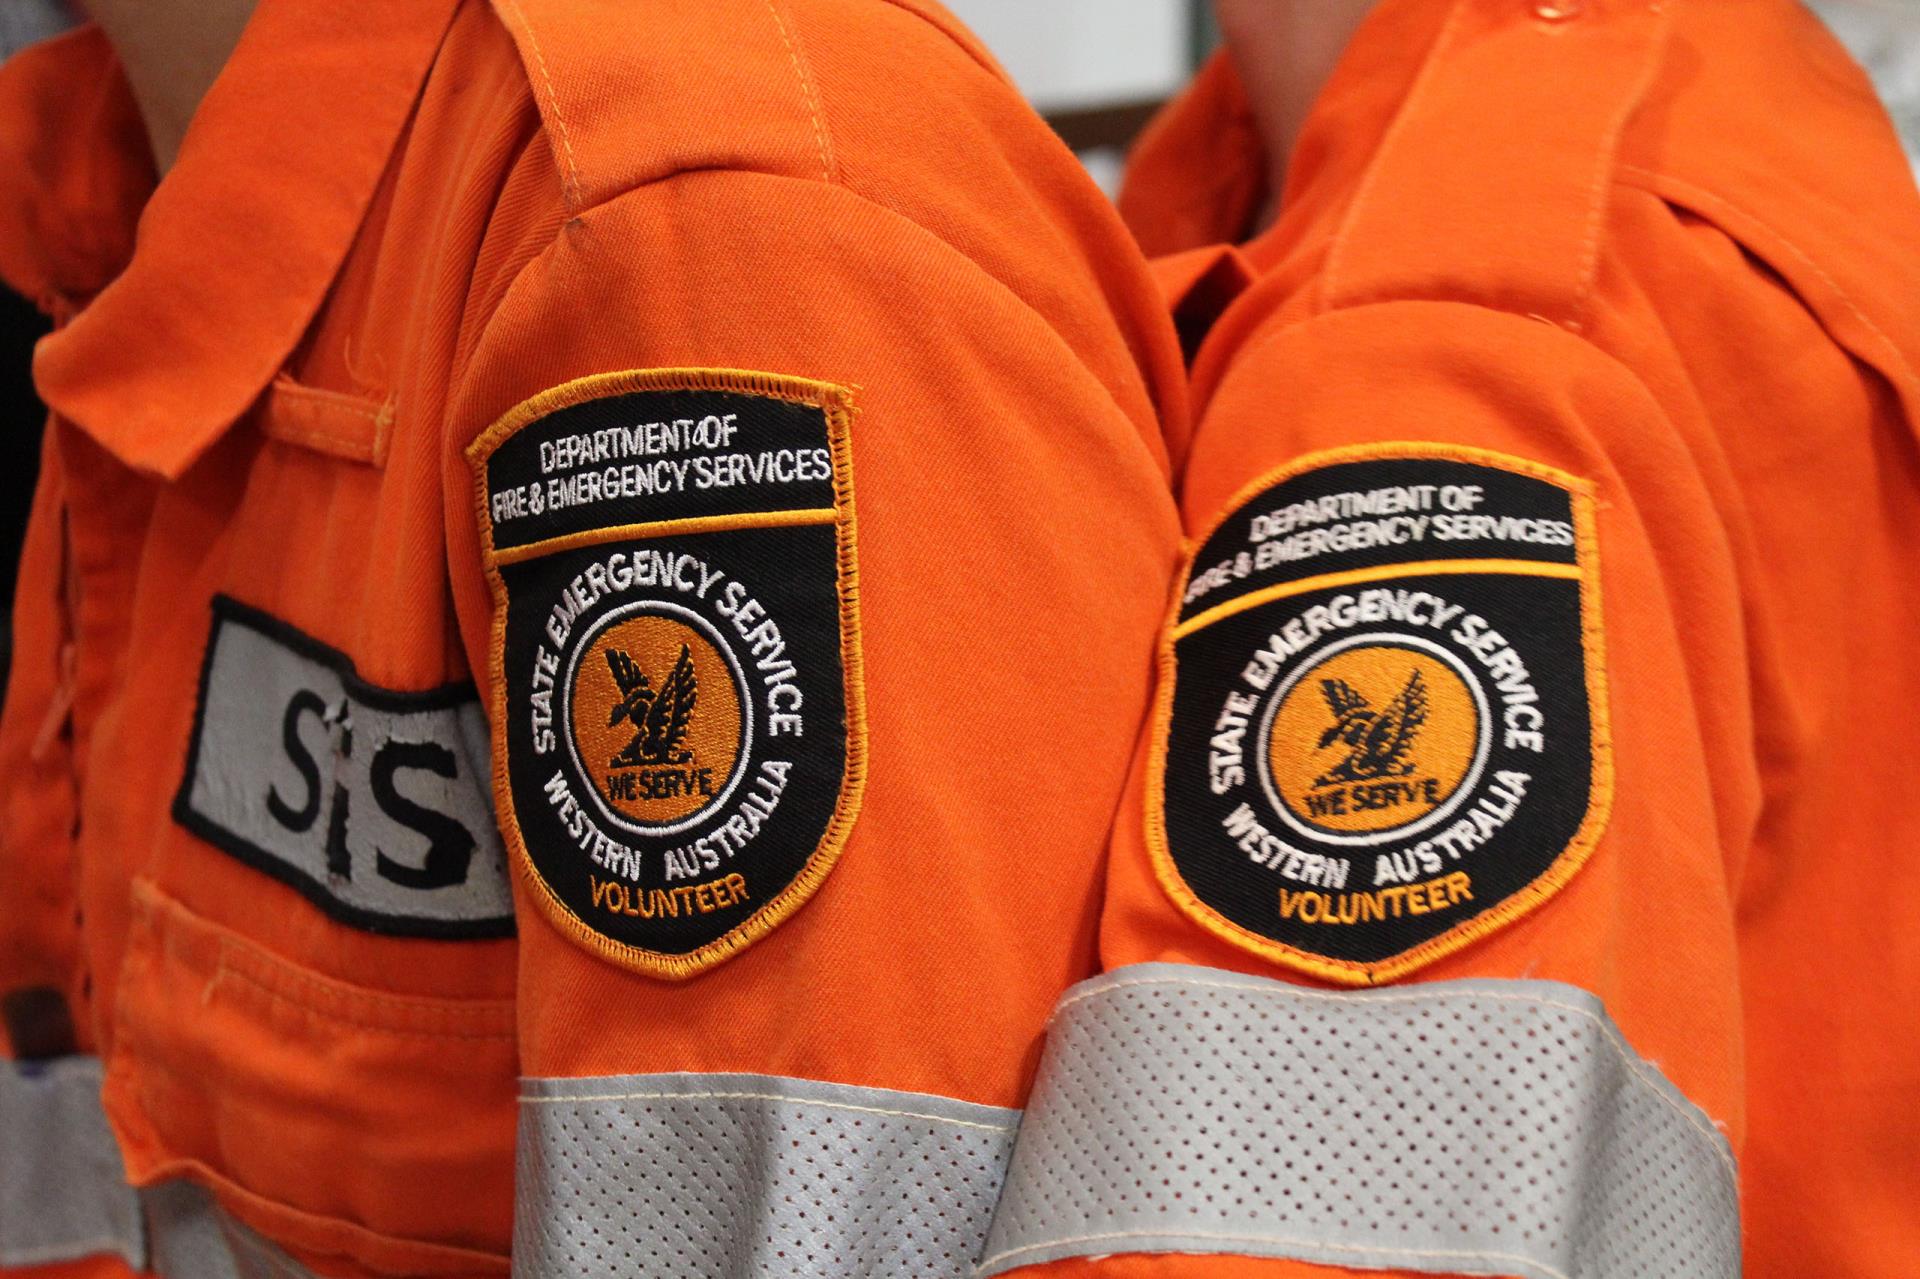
[979,963,1739,1279]
[515,1071,1022,1278]
[0,1056,144,1268]
[143,1181,322,1279]
[0,1,74,60]
[0,1056,321,1276]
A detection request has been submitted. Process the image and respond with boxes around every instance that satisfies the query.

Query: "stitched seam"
[1618,164,1920,392]
[133,890,514,1033]
[209,962,516,1042]
[518,1087,1017,1132]
[978,1225,1574,1277]
[270,380,388,418]
[764,0,836,184]
[209,935,513,1024]
[1050,973,1735,1183]
[1142,437,1611,986]
[262,421,376,458]
[491,506,836,565]
[497,0,583,209]
[466,368,869,980]
[266,416,373,442]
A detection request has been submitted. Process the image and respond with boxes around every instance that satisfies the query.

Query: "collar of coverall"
[1122,0,1920,432]
[0,0,461,479]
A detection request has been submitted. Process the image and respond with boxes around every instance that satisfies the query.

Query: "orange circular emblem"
[566,605,749,833]
[1261,636,1487,845]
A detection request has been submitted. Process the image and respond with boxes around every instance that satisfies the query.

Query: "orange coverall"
[973,2,1916,1278]
[0,1,1186,1275]
[4,0,1916,1277]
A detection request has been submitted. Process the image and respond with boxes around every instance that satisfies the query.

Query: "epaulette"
[484,0,854,211]
[1321,0,1670,329]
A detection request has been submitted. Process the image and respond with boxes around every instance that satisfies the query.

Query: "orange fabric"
[1094,1,1920,1277]
[0,1,1185,1275]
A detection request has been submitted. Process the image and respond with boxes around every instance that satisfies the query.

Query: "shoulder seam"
[492,0,584,210]
[456,166,1157,460]
[764,0,837,185]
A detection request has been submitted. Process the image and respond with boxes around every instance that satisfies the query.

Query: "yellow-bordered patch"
[469,369,866,979]
[1151,443,1611,986]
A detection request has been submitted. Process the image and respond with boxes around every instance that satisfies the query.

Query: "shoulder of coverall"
[1130,0,1920,420]
[469,0,1184,441]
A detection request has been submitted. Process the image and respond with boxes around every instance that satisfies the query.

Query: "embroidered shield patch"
[470,369,865,979]
[1152,444,1611,986]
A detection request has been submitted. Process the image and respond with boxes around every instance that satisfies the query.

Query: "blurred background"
[944,0,1217,191]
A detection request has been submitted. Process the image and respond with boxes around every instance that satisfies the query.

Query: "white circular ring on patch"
[1254,631,1494,849]
[558,598,755,838]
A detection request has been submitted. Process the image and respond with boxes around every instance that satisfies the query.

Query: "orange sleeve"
[437,162,1183,1269]
[979,301,1746,1279]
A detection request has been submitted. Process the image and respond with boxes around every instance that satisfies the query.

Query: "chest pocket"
[92,372,521,1273]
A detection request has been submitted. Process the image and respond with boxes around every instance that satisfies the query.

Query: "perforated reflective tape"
[514,1071,1021,1278]
[0,1056,144,1269]
[978,963,1739,1279]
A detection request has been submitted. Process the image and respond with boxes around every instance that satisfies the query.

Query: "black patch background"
[502,524,847,956]
[492,383,851,961]
[1180,458,1576,624]
[1166,575,1591,964]
[1165,457,1593,965]
[485,388,834,551]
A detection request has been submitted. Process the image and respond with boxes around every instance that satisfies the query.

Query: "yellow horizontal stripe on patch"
[1172,557,1583,641]
[493,507,837,565]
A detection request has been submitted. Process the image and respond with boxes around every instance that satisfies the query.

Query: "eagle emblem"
[1314,670,1427,786]
[604,644,699,767]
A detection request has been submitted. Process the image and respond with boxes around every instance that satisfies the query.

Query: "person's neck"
[81,0,258,173]
[1213,0,1377,231]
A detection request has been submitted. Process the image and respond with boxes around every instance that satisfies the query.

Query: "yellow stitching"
[1618,164,1920,394]
[1173,557,1582,640]
[492,508,836,565]
[1046,971,1733,1184]
[262,421,370,453]
[469,368,868,980]
[269,379,388,419]
[264,380,395,465]
[1144,442,1613,986]
[370,398,395,468]
[497,0,582,210]
[519,1088,1015,1131]
[764,0,836,184]
[977,1226,1578,1278]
